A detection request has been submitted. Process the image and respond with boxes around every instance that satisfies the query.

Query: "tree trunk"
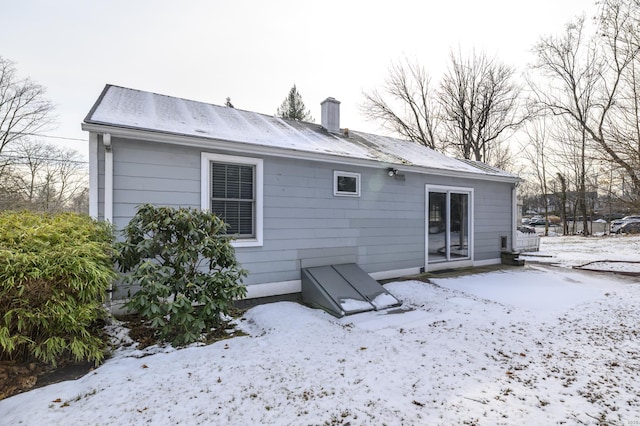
[557,173,568,236]
[579,128,589,236]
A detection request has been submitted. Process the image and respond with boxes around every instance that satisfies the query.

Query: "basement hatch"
[301,263,402,317]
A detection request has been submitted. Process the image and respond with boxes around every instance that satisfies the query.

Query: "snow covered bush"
[0,211,115,366]
[115,205,247,346]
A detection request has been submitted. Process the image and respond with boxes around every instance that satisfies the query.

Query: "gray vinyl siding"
[110,138,201,229]
[250,156,425,284]
[99,135,514,296]
[473,180,513,260]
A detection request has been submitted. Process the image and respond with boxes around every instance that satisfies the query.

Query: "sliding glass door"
[427,187,472,264]
[449,192,469,259]
[428,191,447,262]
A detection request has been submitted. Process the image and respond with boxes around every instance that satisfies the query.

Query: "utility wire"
[0,154,88,164]
[32,134,86,142]
[4,131,86,142]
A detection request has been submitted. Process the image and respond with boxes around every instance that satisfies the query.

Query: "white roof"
[84,85,518,180]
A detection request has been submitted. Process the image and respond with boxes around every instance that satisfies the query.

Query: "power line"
[0,154,88,164]
[33,133,86,142]
[5,131,86,142]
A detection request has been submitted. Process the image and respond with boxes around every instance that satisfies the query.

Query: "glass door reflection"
[428,190,470,263]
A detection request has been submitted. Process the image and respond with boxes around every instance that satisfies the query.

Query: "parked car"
[611,219,625,233]
[611,215,640,233]
[618,221,640,234]
[529,218,547,226]
[517,225,536,234]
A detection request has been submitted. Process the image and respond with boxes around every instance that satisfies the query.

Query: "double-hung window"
[201,153,263,247]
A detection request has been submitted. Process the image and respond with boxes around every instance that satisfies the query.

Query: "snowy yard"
[1,235,640,425]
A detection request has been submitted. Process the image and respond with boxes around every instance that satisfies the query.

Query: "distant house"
[83,85,521,301]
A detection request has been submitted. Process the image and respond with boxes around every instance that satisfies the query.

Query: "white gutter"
[88,132,99,218]
[81,123,522,184]
[103,133,113,223]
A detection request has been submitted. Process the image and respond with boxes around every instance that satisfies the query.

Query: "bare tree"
[69,187,89,213]
[0,56,54,172]
[0,56,87,212]
[530,15,603,235]
[553,117,597,234]
[522,118,554,235]
[0,139,87,213]
[530,1,640,210]
[360,58,441,150]
[42,146,86,212]
[557,172,569,235]
[10,139,53,203]
[439,49,527,166]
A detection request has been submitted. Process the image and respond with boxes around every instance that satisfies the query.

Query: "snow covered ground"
[1,235,640,425]
[521,233,640,267]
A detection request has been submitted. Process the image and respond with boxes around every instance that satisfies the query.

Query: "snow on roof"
[84,85,518,180]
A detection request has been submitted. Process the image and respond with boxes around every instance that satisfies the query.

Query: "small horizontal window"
[334,171,360,197]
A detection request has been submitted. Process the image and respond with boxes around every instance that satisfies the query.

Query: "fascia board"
[81,122,521,184]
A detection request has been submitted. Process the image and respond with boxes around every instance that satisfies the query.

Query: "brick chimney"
[321,97,340,134]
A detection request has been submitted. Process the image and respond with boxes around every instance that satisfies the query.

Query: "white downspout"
[103,133,113,223]
[88,133,98,219]
[511,183,518,251]
[103,133,114,311]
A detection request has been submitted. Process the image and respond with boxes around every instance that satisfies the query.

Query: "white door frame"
[425,185,474,271]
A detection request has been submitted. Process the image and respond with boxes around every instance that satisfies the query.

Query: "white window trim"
[333,170,361,197]
[201,152,263,247]
[425,184,474,267]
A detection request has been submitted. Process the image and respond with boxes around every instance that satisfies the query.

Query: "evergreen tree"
[276,85,314,122]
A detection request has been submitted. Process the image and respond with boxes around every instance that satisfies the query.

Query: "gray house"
[83,85,520,303]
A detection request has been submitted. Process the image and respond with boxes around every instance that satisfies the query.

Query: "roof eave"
[81,121,521,184]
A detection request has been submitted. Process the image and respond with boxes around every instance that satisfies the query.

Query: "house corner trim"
[103,133,113,223]
[88,132,99,218]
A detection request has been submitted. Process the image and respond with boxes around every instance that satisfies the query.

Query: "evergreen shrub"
[0,211,115,365]
[115,205,247,346]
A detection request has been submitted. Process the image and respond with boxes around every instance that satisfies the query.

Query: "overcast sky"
[2,0,598,160]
